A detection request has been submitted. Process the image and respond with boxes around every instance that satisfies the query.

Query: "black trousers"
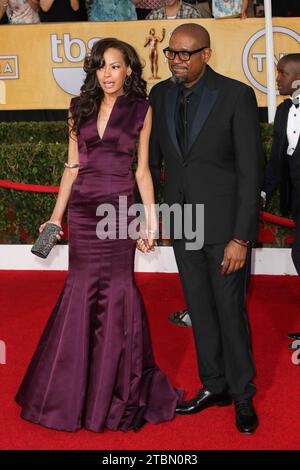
[172,237,256,400]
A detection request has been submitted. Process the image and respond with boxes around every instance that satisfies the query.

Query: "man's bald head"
[279,53,300,70]
[171,23,211,48]
[167,23,212,87]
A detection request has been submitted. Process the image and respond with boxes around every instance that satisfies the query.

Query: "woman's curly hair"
[70,38,147,135]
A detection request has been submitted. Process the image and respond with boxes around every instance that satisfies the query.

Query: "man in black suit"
[263,54,300,342]
[148,23,262,434]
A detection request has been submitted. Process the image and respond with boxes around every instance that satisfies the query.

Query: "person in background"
[146,0,202,20]
[39,0,87,22]
[262,54,300,343]
[245,0,254,16]
[88,0,138,21]
[0,0,40,24]
[135,0,164,20]
[85,0,90,16]
[253,0,264,17]
[212,0,248,19]
[0,6,8,22]
[185,0,212,18]
[272,0,300,17]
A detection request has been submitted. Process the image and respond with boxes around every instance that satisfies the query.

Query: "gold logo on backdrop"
[242,27,300,94]
[51,34,101,95]
[0,55,19,80]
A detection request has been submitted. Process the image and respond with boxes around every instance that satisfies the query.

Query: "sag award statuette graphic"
[144,27,166,80]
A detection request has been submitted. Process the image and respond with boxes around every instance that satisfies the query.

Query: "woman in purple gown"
[15,38,182,433]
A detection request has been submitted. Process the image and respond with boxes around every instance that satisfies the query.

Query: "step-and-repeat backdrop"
[0,17,299,110]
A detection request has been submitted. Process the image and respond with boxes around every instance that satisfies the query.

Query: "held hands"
[136,218,158,254]
[39,220,64,241]
[221,240,248,275]
[136,223,157,253]
[136,232,157,254]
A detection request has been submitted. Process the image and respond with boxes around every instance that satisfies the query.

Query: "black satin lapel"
[188,87,219,153]
[165,85,182,159]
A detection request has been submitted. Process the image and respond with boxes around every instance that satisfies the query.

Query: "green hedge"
[0,121,290,245]
[0,122,68,144]
[0,141,67,243]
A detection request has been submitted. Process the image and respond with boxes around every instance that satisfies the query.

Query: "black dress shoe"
[288,332,300,340]
[176,388,232,415]
[234,399,258,434]
[168,309,192,327]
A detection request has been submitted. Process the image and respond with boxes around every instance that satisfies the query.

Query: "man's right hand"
[221,240,247,275]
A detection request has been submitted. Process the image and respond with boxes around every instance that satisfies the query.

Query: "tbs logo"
[51,34,101,95]
[242,27,300,94]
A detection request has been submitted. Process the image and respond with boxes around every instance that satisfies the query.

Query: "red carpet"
[0,271,300,450]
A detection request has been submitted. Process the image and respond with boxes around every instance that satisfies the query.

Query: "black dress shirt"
[175,69,207,157]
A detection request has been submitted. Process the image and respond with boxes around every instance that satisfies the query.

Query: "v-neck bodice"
[69,94,149,197]
[96,94,124,141]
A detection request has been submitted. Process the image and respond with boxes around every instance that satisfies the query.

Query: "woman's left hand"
[136,236,156,253]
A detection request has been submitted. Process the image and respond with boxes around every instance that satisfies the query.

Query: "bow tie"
[292,97,299,108]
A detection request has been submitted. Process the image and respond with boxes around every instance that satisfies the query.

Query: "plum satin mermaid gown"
[15,94,183,432]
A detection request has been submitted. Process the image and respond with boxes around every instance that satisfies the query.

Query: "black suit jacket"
[148,65,263,244]
[263,99,300,216]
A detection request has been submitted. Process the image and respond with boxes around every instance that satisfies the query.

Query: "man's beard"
[170,74,188,84]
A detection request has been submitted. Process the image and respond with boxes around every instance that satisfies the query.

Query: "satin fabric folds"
[15,94,182,432]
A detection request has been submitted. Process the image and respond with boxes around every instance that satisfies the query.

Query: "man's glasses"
[163,46,209,62]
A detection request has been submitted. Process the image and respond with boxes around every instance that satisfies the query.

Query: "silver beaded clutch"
[31,222,61,259]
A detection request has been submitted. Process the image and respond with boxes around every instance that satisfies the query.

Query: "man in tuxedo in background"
[263,54,300,342]
[148,23,263,433]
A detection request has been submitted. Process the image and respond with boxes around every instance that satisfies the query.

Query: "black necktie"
[176,88,193,157]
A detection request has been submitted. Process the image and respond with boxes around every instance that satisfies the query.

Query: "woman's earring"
[124,75,132,88]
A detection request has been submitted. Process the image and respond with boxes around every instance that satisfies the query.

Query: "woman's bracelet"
[64,162,79,169]
[146,228,157,235]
